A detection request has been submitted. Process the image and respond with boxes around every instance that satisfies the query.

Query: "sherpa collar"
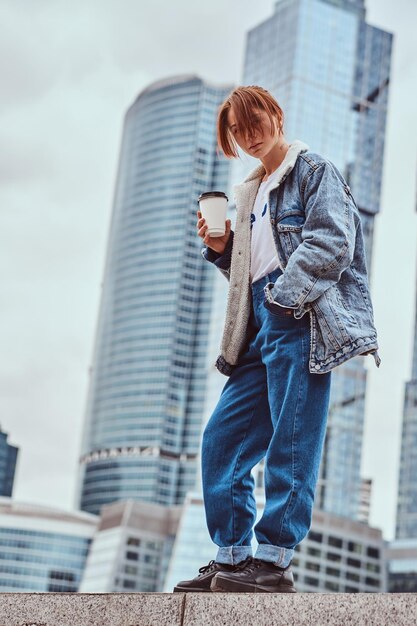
[216,139,310,374]
[233,138,310,191]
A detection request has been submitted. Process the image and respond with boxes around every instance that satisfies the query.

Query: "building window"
[327,552,341,562]
[126,551,139,561]
[348,541,362,554]
[347,557,361,569]
[326,567,340,578]
[306,561,320,572]
[367,547,380,559]
[308,531,323,543]
[325,581,339,592]
[304,576,319,587]
[366,562,380,573]
[127,537,141,547]
[307,546,321,557]
[328,536,343,549]
[123,579,136,589]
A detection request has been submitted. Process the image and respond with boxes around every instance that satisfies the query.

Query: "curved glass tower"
[77,75,233,515]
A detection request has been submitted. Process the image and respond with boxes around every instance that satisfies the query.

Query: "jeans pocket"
[263,298,294,318]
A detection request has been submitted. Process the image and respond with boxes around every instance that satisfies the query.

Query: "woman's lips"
[250,142,262,150]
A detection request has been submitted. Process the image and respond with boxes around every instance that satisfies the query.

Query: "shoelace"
[243,558,289,573]
[197,559,216,576]
[234,556,254,570]
[198,556,253,577]
[240,557,264,573]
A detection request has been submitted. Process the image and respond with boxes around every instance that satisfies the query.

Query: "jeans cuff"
[215,545,253,565]
[254,544,294,568]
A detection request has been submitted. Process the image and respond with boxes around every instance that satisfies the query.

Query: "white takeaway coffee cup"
[198,191,229,237]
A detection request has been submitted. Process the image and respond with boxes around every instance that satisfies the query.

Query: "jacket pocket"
[312,283,360,352]
[276,211,305,257]
[332,283,358,325]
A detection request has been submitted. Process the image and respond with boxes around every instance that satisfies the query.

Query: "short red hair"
[216,85,285,159]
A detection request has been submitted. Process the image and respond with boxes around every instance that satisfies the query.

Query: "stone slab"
[183,593,417,626]
[0,592,415,626]
[0,593,184,626]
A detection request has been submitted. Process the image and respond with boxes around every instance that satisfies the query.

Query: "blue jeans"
[201,267,332,567]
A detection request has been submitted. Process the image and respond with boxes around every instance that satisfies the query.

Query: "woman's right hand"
[196,210,232,255]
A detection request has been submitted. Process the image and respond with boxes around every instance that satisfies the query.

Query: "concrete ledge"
[0,593,415,626]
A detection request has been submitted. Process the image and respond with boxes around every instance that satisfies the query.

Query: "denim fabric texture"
[201,141,381,376]
[201,267,332,567]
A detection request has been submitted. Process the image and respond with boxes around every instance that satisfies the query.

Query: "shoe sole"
[210,577,297,593]
[173,586,212,592]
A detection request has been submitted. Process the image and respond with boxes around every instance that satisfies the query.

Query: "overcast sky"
[1,0,416,541]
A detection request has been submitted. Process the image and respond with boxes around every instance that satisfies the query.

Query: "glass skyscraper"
[0,427,18,498]
[77,75,233,515]
[0,497,96,592]
[232,0,392,519]
[395,168,417,541]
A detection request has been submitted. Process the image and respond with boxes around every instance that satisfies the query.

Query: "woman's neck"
[260,140,290,181]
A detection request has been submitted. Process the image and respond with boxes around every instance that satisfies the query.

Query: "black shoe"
[210,557,297,593]
[173,557,251,592]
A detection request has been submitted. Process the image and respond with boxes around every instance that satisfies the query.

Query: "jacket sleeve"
[266,161,357,310]
[200,230,234,282]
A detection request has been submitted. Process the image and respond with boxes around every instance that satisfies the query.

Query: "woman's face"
[227,106,281,157]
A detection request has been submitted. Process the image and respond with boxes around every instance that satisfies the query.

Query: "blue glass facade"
[0,528,90,591]
[0,499,96,592]
[0,429,18,497]
[78,76,233,514]
[238,0,392,520]
[396,171,417,540]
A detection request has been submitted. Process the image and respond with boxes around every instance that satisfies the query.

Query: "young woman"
[173,85,381,594]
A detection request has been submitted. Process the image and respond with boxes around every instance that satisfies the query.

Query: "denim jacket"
[201,139,381,376]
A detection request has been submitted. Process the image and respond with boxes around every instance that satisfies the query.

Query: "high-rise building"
[0,426,18,497]
[79,500,182,593]
[387,539,417,593]
[396,258,417,537]
[358,477,372,525]
[76,75,233,515]
[389,166,417,591]
[0,498,96,592]
[231,0,392,520]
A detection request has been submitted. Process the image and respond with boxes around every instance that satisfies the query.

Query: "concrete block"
[183,593,417,626]
[0,593,184,626]
[0,592,416,626]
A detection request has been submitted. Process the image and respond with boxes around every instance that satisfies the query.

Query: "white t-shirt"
[250,170,282,283]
